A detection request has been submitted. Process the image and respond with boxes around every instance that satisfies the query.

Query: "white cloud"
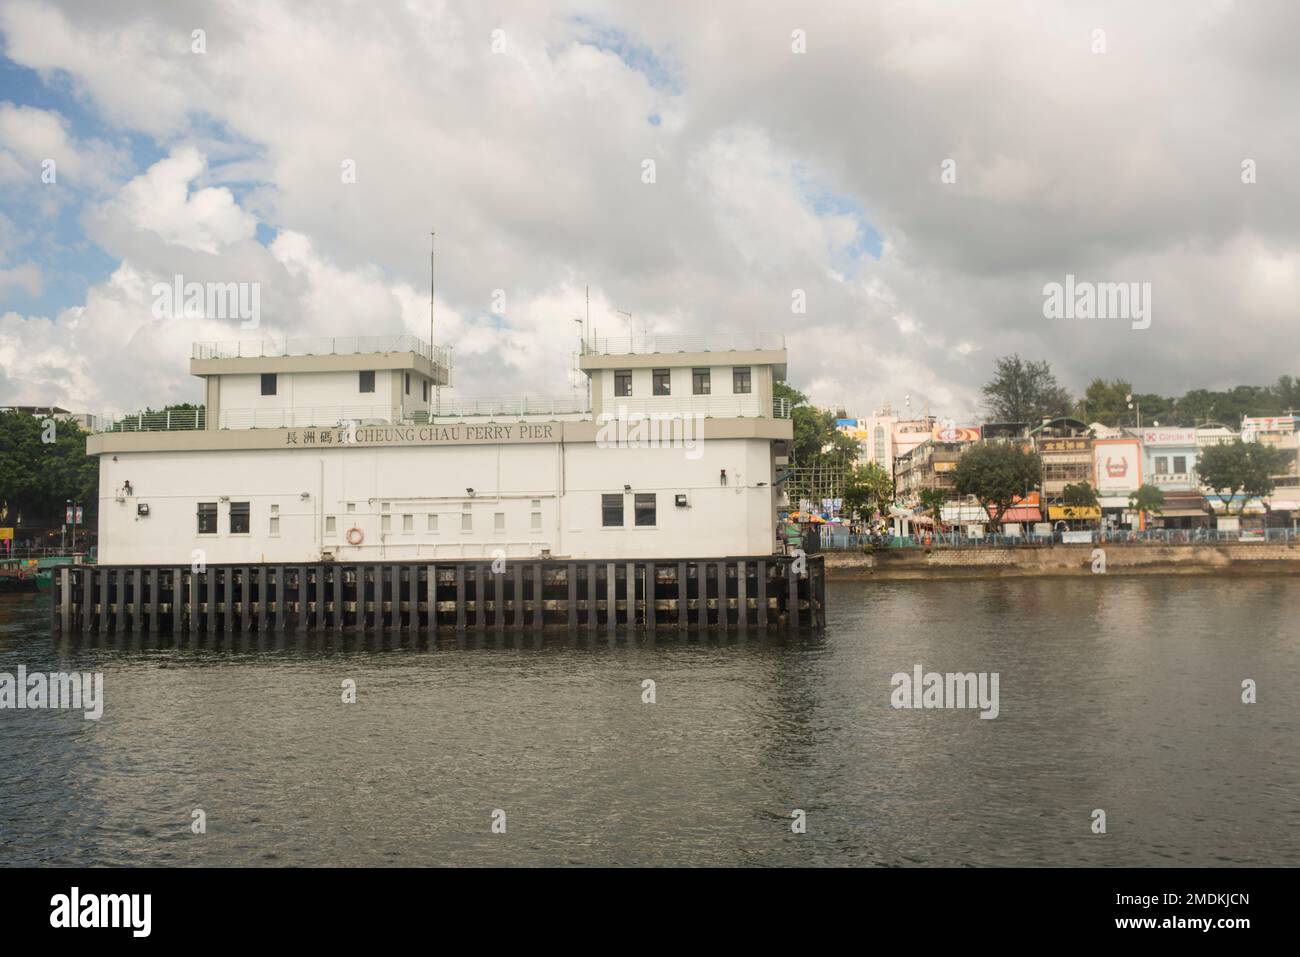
[1,0,1298,421]
[0,261,42,297]
[86,146,256,255]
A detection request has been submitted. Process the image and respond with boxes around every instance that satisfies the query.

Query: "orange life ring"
[346,527,364,545]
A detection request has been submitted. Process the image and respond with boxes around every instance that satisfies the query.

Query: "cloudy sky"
[1,0,1297,421]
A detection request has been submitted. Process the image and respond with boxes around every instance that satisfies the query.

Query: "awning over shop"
[1098,496,1133,509]
[1001,507,1041,522]
[1156,492,1209,519]
[1206,496,1268,515]
[1047,505,1100,520]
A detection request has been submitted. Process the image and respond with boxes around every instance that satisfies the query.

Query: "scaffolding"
[782,464,849,510]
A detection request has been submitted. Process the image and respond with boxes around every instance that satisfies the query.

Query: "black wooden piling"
[50,555,823,636]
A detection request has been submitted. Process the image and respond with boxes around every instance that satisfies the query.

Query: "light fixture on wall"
[300,491,311,499]
[466,487,475,497]
[624,484,632,492]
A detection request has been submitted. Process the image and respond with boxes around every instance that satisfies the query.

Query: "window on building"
[692,369,711,395]
[733,367,751,394]
[614,369,632,397]
[346,502,356,513]
[531,499,542,531]
[229,502,250,534]
[359,370,375,393]
[1172,456,1187,474]
[428,514,438,533]
[494,512,505,532]
[381,514,392,533]
[325,516,336,535]
[422,379,429,402]
[461,511,472,532]
[602,493,624,527]
[653,369,671,396]
[634,493,656,526]
[269,504,280,536]
[260,373,277,396]
[1155,456,1168,474]
[197,502,217,534]
[874,426,886,463]
[402,514,413,532]
[405,372,411,395]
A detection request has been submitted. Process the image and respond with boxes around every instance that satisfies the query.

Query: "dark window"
[1173,455,1187,474]
[229,502,250,534]
[733,367,752,394]
[614,369,632,397]
[634,493,656,527]
[359,370,375,393]
[405,372,411,395]
[197,502,217,534]
[260,373,277,396]
[422,379,429,402]
[601,493,624,527]
[653,369,671,396]
[692,368,711,395]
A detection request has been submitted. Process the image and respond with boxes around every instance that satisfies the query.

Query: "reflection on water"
[1,576,1297,866]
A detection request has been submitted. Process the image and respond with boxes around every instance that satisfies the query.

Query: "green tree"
[1080,379,1132,426]
[982,355,1073,424]
[841,461,894,521]
[1062,481,1099,508]
[952,443,1042,529]
[917,487,946,530]
[0,411,98,533]
[776,381,858,471]
[1128,484,1165,524]
[1197,441,1289,515]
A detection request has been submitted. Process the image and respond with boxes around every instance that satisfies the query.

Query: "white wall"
[96,437,779,563]
[215,369,431,425]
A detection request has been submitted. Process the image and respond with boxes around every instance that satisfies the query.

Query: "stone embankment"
[823,543,1300,580]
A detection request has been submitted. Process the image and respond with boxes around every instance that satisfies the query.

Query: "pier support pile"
[51,556,826,635]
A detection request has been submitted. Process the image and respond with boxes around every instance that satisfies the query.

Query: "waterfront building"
[1031,417,1092,504]
[87,333,793,564]
[1137,426,1209,528]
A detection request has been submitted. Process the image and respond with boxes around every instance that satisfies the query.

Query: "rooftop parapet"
[580,333,786,356]
[192,334,449,365]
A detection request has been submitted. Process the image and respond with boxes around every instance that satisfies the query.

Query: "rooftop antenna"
[430,229,439,412]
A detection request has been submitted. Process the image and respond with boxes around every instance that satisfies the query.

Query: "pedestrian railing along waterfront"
[819,527,1300,549]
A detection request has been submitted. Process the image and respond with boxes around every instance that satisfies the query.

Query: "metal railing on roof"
[580,333,786,355]
[191,335,450,367]
[93,393,791,432]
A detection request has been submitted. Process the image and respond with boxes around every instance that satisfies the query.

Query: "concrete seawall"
[824,543,1300,580]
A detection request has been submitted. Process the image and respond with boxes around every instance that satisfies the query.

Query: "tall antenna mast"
[430,229,439,412]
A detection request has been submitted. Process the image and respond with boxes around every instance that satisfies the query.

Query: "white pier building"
[87,334,793,564]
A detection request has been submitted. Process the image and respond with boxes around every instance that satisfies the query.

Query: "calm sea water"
[1,576,1297,867]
